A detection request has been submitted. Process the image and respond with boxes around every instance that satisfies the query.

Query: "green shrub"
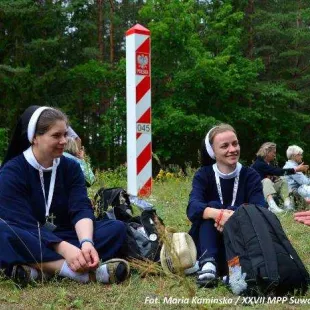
[0,128,8,163]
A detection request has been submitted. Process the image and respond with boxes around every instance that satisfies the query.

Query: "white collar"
[23,147,60,171]
[212,162,242,179]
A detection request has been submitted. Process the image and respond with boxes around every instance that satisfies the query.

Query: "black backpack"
[94,187,163,261]
[94,187,133,222]
[223,204,309,296]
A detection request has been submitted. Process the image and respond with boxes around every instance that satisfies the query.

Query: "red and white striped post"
[126,24,152,197]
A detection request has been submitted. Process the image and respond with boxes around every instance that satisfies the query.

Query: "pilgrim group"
[0,106,309,288]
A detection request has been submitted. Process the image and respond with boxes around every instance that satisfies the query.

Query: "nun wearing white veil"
[0,106,129,286]
[1,106,80,168]
[187,124,265,288]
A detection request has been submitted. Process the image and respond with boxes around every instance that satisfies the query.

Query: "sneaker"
[96,258,130,284]
[267,197,284,214]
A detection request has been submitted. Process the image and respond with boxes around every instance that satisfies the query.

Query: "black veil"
[1,106,40,167]
[200,138,216,167]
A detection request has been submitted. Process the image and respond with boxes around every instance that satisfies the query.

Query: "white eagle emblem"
[137,54,149,69]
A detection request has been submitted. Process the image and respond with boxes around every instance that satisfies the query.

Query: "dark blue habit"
[187,165,265,273]
[0,154,126,275]
[251,156,295,180]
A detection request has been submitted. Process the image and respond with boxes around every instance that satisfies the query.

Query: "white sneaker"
[283,197,295,211]
[267,198,284,213]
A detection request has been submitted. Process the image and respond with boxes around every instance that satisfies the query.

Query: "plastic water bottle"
[137,226,148,238]
[129,195,153,211]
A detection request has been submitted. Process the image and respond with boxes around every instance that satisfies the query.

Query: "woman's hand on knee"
[81,243,99,270]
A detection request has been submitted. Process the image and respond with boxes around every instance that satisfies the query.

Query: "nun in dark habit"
[0,106,129,286]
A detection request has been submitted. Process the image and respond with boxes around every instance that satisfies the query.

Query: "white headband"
[204,127,216,160]
[27,106,50,143]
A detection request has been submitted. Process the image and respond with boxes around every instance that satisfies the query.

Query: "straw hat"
[160,232,197,275]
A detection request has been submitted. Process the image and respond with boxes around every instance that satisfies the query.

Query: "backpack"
[223,204,309,296]
[94,187,133,222]
[94,187,163,261]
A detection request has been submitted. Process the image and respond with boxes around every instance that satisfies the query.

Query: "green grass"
[1,170,310,310]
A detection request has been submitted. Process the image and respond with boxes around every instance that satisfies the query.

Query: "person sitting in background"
[187,124,265,288]
[251,142,308,213]
[64,137,95,187]
[67,126,82,151]
[283,145,310,203]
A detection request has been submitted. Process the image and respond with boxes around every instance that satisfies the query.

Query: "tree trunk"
[109,0,114,64]
[295,1,302,73]
[245,0,254,59]
[97,0,104,62]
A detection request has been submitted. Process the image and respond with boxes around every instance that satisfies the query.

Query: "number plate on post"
[136,123,151,134]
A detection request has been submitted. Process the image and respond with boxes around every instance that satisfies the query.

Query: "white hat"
[160,232,197,275]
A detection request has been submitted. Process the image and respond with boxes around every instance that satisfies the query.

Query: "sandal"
[196,269,218,288]
[96,258,130,284]
[11,265,31,287]
[196,260,218,288]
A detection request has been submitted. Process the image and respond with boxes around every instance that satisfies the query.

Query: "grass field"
[1,167,310,310]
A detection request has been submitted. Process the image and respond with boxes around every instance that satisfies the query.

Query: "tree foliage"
[0,0,310,168]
